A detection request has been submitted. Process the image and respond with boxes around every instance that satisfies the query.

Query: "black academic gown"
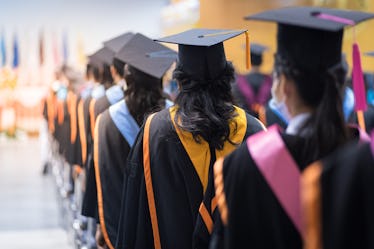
[68,93,82,166]
[303,138,374,249]
[115,107,264,249]
[82,89,124,219]
[81,96,98,218]
[93,102,137,248]
[211,127,365,249]
[55,99,71,159]
[264,103,288,129]
[232,73,272,117]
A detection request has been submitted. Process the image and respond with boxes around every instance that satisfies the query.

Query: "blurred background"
[0,0,373,136]
[0,0,373,248]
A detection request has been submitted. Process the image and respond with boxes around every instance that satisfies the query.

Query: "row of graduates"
[43,6,374,249]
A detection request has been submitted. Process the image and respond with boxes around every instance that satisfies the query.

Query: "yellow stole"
[169,106,247,192]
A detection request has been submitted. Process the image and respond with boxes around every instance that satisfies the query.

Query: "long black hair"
[173,62,237,150]
[274,54,348,159]
[124,65,166,125]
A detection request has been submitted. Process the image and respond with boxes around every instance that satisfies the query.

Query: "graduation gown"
[67,92,82,166]
[54,98,71,159]
[232,73,272,117]
[94,100,139,248]
[212,126,366,249]
[115,106,264,249]
[301,134,374,249]
[81,86,124,218]
[263,103,288,129]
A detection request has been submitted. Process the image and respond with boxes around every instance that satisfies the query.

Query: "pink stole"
[247,125,304,237]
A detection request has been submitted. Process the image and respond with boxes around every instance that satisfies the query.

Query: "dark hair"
[86,64,93,78]
[92,66,100,83]
[274,54,348,159]
[251,53,262,67]
[102,64,114,89]
[112,58,125,78]
[173,62,237,150]
[124,66,166,125]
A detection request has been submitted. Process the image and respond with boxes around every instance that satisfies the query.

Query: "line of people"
[41,6,374,249]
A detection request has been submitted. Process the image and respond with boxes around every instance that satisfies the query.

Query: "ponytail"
[275,55,348,159]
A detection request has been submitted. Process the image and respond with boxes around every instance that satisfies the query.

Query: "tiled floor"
[0,137,71,249]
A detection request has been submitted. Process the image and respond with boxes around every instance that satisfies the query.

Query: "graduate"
[115,28,265,249]
[89,32,134,139]
[79,47,111,220]
[210,7,374,249]
[91,32,134,124]
[232,43,272,117]
[93,33,176,249]
[302,132,374,249]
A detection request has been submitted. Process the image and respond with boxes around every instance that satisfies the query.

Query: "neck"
[251,66,260,73]
[289,104,313,118]
[114,76,123,85]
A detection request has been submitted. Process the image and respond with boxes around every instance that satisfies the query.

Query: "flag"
[39,30,44,66]
[12,34,19,69]
[0,30,6,67]
[77,33,86,67]
[52,32,61,66]
[62,31,68,64]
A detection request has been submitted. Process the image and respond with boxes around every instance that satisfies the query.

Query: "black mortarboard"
[103,32,134,53]
[250,43,268,55]
[90,47,114,66]
[115,33,177,79]
[88,52,104,69]
[245,7,374,71]
[250,43,268,66]
[155,29,247,80]
[365,51,374,57]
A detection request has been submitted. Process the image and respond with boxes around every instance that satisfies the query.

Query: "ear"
[280,74,294,100]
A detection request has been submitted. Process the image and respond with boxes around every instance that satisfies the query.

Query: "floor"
[0,137,72,249]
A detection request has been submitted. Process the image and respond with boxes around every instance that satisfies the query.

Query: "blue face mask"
[269,98,291,125]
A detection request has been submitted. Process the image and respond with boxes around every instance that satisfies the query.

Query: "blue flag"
[12,34,19,68]
[0,30,6,67]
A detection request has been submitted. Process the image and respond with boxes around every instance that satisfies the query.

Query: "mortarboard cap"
[103,32,134,53]
[115,33,177,79]
[155,28,247,80]
[250,43,268,56]
[250,43,268,66]
[88,53,104,69]
[245,7,374,71]
[89,47,114,66]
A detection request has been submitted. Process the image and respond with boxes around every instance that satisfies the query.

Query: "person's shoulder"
[244,111,266,134]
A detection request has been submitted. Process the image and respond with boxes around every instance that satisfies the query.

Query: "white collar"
[285,112,311,136]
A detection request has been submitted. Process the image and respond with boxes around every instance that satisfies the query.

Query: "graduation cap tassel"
[352,41,367,131]
[245,31,251,70]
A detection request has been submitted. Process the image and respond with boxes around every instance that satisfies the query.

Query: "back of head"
[125,65,165,125]
[173,61,236,150]
[155,29,248,150]
[102,64,113,89]
[245,6,374,159]
[112,58,125,78]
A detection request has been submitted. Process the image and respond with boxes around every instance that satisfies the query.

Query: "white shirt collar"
[285,112,311,136]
